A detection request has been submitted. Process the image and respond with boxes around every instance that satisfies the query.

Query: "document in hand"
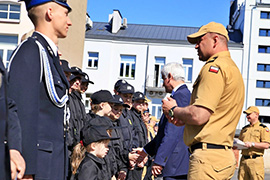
[233,138,248,150]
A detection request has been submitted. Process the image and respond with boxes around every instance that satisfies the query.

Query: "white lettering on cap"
[127,86,132,90]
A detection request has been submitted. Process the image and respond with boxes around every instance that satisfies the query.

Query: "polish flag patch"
[209,66,219,73]
[266,129,269,132]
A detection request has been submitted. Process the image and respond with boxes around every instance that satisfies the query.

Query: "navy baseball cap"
[117,83,134,94]
[20,0,72,12]
[132,91,146,101]
[91,90,119,104]
[114,80,127,92]
[81,124,119,147]
[113,95,130,108]
[60,59,78,73]
[82,73,94,84]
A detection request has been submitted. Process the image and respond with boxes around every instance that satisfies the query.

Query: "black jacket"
[75,152,107,180]
[68,90,87,149]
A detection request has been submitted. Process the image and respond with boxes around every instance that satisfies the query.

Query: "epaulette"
[242,124,250,129]
[206,56,218,64]
[260,123,267,128]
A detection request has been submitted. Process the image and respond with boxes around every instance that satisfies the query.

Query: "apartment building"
[229,0,270,129]
[82,10,243,119]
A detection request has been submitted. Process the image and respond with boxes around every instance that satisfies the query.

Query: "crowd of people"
[1,0,270,180]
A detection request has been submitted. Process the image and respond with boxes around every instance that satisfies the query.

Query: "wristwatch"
[251,142,255,147]
[168,106,177,118]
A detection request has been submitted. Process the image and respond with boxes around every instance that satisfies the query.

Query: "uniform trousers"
[188,148,236,180]
[238,156,264,180]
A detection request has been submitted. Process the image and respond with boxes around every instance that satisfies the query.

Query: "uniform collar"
[35,31,58,57]
[206,51,231,64]
[250,121,260,127]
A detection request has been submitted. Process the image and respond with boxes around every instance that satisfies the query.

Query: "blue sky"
[87,0,231,28]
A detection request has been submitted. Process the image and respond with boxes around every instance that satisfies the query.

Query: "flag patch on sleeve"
[209,66,219,73]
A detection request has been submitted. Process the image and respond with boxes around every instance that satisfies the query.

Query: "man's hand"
[9,149,25,180]
[162,97,177,116]
[117,171,127,180]
[151,163,163,177]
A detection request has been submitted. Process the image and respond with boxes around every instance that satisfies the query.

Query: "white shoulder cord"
[35,40,68,108]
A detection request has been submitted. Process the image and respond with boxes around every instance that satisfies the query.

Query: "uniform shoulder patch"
[209,66,219,73]
[260,124,267,128]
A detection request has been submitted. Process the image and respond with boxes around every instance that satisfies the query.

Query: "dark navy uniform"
[8,32,69,179]
[1,58,23,180]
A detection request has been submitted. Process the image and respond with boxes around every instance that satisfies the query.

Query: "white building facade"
[82,10,244,121]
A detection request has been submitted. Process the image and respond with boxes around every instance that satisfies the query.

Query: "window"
[119,55,136,79]
[87,52,98,69]
[257,64,270,72]
[183,58,193,82]
[259,116,270,124]
[256,98,270,106]
[84,93,91,111]
[257,80,270,88]
[151,98,162,119]
[261,11,270,19]
[0,34,18,68]
[154,57,165,87]
[258,45,270,53]
[259,29,270,36]
[0,3,20,22]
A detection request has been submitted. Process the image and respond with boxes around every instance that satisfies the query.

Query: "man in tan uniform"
[162,22,245,179]
[238,106,270,180]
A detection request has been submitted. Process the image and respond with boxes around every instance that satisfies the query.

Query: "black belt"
[243,155,262,159]
[190,143,231,153]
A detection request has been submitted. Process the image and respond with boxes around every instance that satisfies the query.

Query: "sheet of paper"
[233,138,248,150]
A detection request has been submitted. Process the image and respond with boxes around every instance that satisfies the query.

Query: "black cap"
[117,83,134,94]
[114,80,128,92]
[60,59,77,73]
[81,124,119,147]
[113,95,130,108]
[20,0,72,12]
[86,116,114,130]
[91,90,119,104]
[82,72,94,84]
[70,66,84,76]
[132,91,145,101]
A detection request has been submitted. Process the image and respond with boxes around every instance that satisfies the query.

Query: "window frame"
[119,55,136,79]
[0,2,21,23]
[183,58,193,83]
[154,57,165,87]
[87,52,99,69]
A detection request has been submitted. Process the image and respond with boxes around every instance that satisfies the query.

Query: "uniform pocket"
[35,140,53,179]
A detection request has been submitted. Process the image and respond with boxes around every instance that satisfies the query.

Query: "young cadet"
[71,124,119,180]
[7,0,72,179]
[114,82,140,172]
[107,95,131,180]
[86,90,122,179]
[238,106,270,180]
[129,92,148,179]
